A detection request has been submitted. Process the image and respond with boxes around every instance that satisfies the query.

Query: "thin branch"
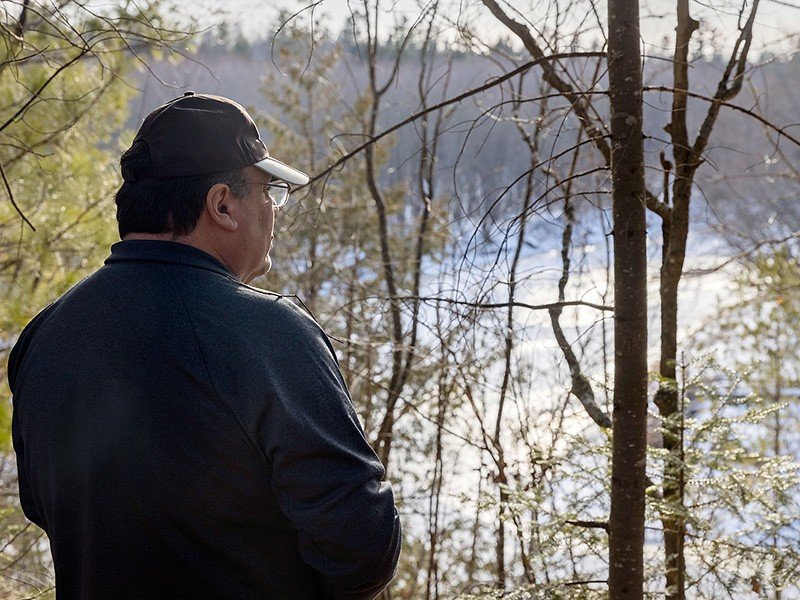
[394,296,613,313]
[306,51,605,185]
[547,154,613,430]
[645,86,800,150]
[0,46,88,134]
[564,579,608,586]
[565,520,609,531]
[479,0,611,163]
[0,160,35,231]
[647,189,671,220]
[684,230,800,277]
[690,0,760,164]
[270,0,325,76]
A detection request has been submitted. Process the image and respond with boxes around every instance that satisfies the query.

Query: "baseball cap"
[126,92,309,186]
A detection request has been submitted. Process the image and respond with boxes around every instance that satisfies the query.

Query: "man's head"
[115,92,308,282]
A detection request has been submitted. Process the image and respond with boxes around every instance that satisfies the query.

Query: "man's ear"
[204,183,238,232]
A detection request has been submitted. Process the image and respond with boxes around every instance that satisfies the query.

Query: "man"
[8,92,401,599]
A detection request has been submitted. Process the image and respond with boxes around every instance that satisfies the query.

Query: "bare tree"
[464,0,780,595]
[606,0,647,596]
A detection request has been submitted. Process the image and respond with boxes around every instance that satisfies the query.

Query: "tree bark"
[607,1,648,598]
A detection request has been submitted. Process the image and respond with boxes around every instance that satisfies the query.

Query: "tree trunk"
[654,256,687,600]
[607,0,648,598]
[653,2,697,595]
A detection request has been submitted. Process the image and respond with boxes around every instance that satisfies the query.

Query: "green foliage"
[683,247,800,596]
[722,246,800,397]
[0,2,188,593]
[467,346,800,597]
[0,55,135,395]
[646,355,800,598]
[454,423,611,595]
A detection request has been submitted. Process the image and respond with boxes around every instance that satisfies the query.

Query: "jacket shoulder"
[231,285,328,341]
[7,302,58,393]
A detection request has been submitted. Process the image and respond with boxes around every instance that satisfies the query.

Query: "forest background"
[1,0,799,598]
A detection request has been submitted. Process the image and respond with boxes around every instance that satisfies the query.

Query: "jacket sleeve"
[256,305,401,599]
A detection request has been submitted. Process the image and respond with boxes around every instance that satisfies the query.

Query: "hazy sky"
[187,0,800,55]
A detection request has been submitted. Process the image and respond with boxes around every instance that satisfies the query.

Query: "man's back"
[9,240,400,599]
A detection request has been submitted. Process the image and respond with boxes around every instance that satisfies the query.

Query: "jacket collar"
[105,240,234,278]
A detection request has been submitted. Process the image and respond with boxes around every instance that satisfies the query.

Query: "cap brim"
[253,157,309,186]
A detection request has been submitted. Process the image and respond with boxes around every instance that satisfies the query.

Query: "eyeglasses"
[245,180,291,207]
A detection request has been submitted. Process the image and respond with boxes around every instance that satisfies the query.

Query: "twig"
[645,85,800,150]
[565,519,609,531]
[394,296,613,313]
[683,230,800,276]
[0,160,35,231]
[564,579,608,586]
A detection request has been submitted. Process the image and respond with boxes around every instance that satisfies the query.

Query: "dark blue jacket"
[8,240,401,599]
